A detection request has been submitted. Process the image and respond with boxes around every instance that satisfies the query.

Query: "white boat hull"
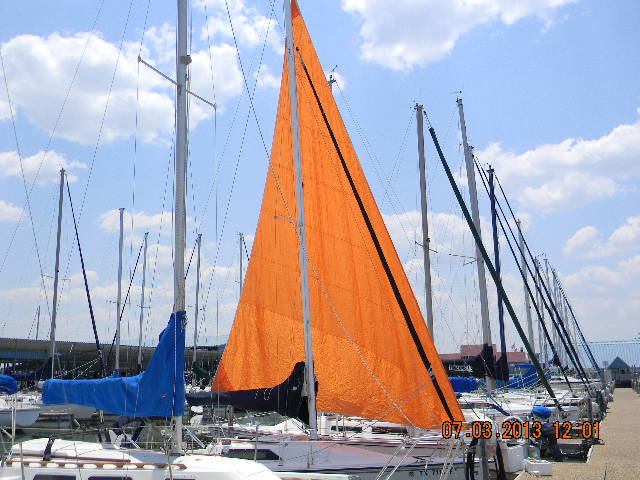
[0,408,40,428]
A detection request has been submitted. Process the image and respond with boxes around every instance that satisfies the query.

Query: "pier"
[520,387,640,479]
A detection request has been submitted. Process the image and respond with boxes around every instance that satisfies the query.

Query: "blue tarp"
[449,376,480,393]
[43,312,186,418]
[0,375,18,394]
[450,364,548,392]
[496,363,548,389]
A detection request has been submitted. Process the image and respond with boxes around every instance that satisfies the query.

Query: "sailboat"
[1,0,290,479]
[188,1,481,478]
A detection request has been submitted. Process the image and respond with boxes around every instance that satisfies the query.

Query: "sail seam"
[296,49,454,422]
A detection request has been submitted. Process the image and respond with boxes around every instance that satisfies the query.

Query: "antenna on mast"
[328,65,338,92]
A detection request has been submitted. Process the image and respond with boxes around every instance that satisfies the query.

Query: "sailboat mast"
[517,220,536,361]
[137,231,148,370]
[36,305,40,341]
[193,233,202,365]
[488,167,507,381]
[284,0,319,440]
[456,98,494,389]
[115,207,124,373]
[50,168,65,379]
[544,259,557,363]
[415,104,435,336]
[173,0,190,452]
[535,258,546,361]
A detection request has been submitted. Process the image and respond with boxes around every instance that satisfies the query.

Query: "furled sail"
[213,1,463,429]
[43,312,185,418]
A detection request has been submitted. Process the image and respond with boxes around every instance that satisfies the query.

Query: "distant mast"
[137,231,149,370]
[488,167,507,380]
[115,207,125,374]
[518,220,536,360]
[193,233,202,366]
[415,104,435,336]
[284,0,319,440]
[50,168,65,379]
[457,98,494,390]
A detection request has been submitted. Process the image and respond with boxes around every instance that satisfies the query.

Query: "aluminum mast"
[415,104,435,336]
[137,231,148,370]
[518,220,535,360]
[115,207,124,373]
[49,168,65,379]
[457,98,494,390]
[173,0,190,452]
[193,233,202,365]
[285,0,319,440]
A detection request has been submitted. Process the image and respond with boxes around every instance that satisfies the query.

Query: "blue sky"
[0,0,638,355]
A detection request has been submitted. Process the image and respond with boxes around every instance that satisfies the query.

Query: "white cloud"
[562,255,640,339]
[143,23,176,66]
[0,98,10,121]
[327,70,347,91]
[0,200,24,222]
[383,209,493,259]
[564,216,640,259]
[195,0,283,56]
[0,25,246,145]
[98,209,184,235]
[255,63,280,89]
[188,44,244,117]
[0,32,175,145]
[477,110,640,213]
[341,0,576,71]
[0,150,85,184]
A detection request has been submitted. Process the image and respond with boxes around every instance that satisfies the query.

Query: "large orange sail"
[213,1,463,429]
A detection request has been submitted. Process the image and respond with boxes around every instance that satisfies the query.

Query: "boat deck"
[521,387,640,479]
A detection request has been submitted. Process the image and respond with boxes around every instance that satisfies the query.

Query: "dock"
[520,387,639,479]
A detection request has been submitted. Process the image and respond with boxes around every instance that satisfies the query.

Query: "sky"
[0,0,638,357]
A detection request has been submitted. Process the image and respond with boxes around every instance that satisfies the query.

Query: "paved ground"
[518,387,639,479]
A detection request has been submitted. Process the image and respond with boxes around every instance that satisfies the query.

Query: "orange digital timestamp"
[441,420,600,440]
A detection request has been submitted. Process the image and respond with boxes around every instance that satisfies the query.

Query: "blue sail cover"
[0,375,18,394]
[449,376,480,393]
[43,312,186,418]
[496,363,548,389]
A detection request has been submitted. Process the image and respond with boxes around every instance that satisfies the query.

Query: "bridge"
[0,336,222,378]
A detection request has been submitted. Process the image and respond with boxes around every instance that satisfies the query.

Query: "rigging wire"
[131,0,154,307]
[472,157,583,392]
[141,124,175,352]
[0,46,52,322]
[199,0,276,315]
[0,0,107,283]
[56,0,137,333]
[76,0,135,222]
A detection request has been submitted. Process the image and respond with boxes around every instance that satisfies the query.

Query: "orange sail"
[213,1,463,429]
